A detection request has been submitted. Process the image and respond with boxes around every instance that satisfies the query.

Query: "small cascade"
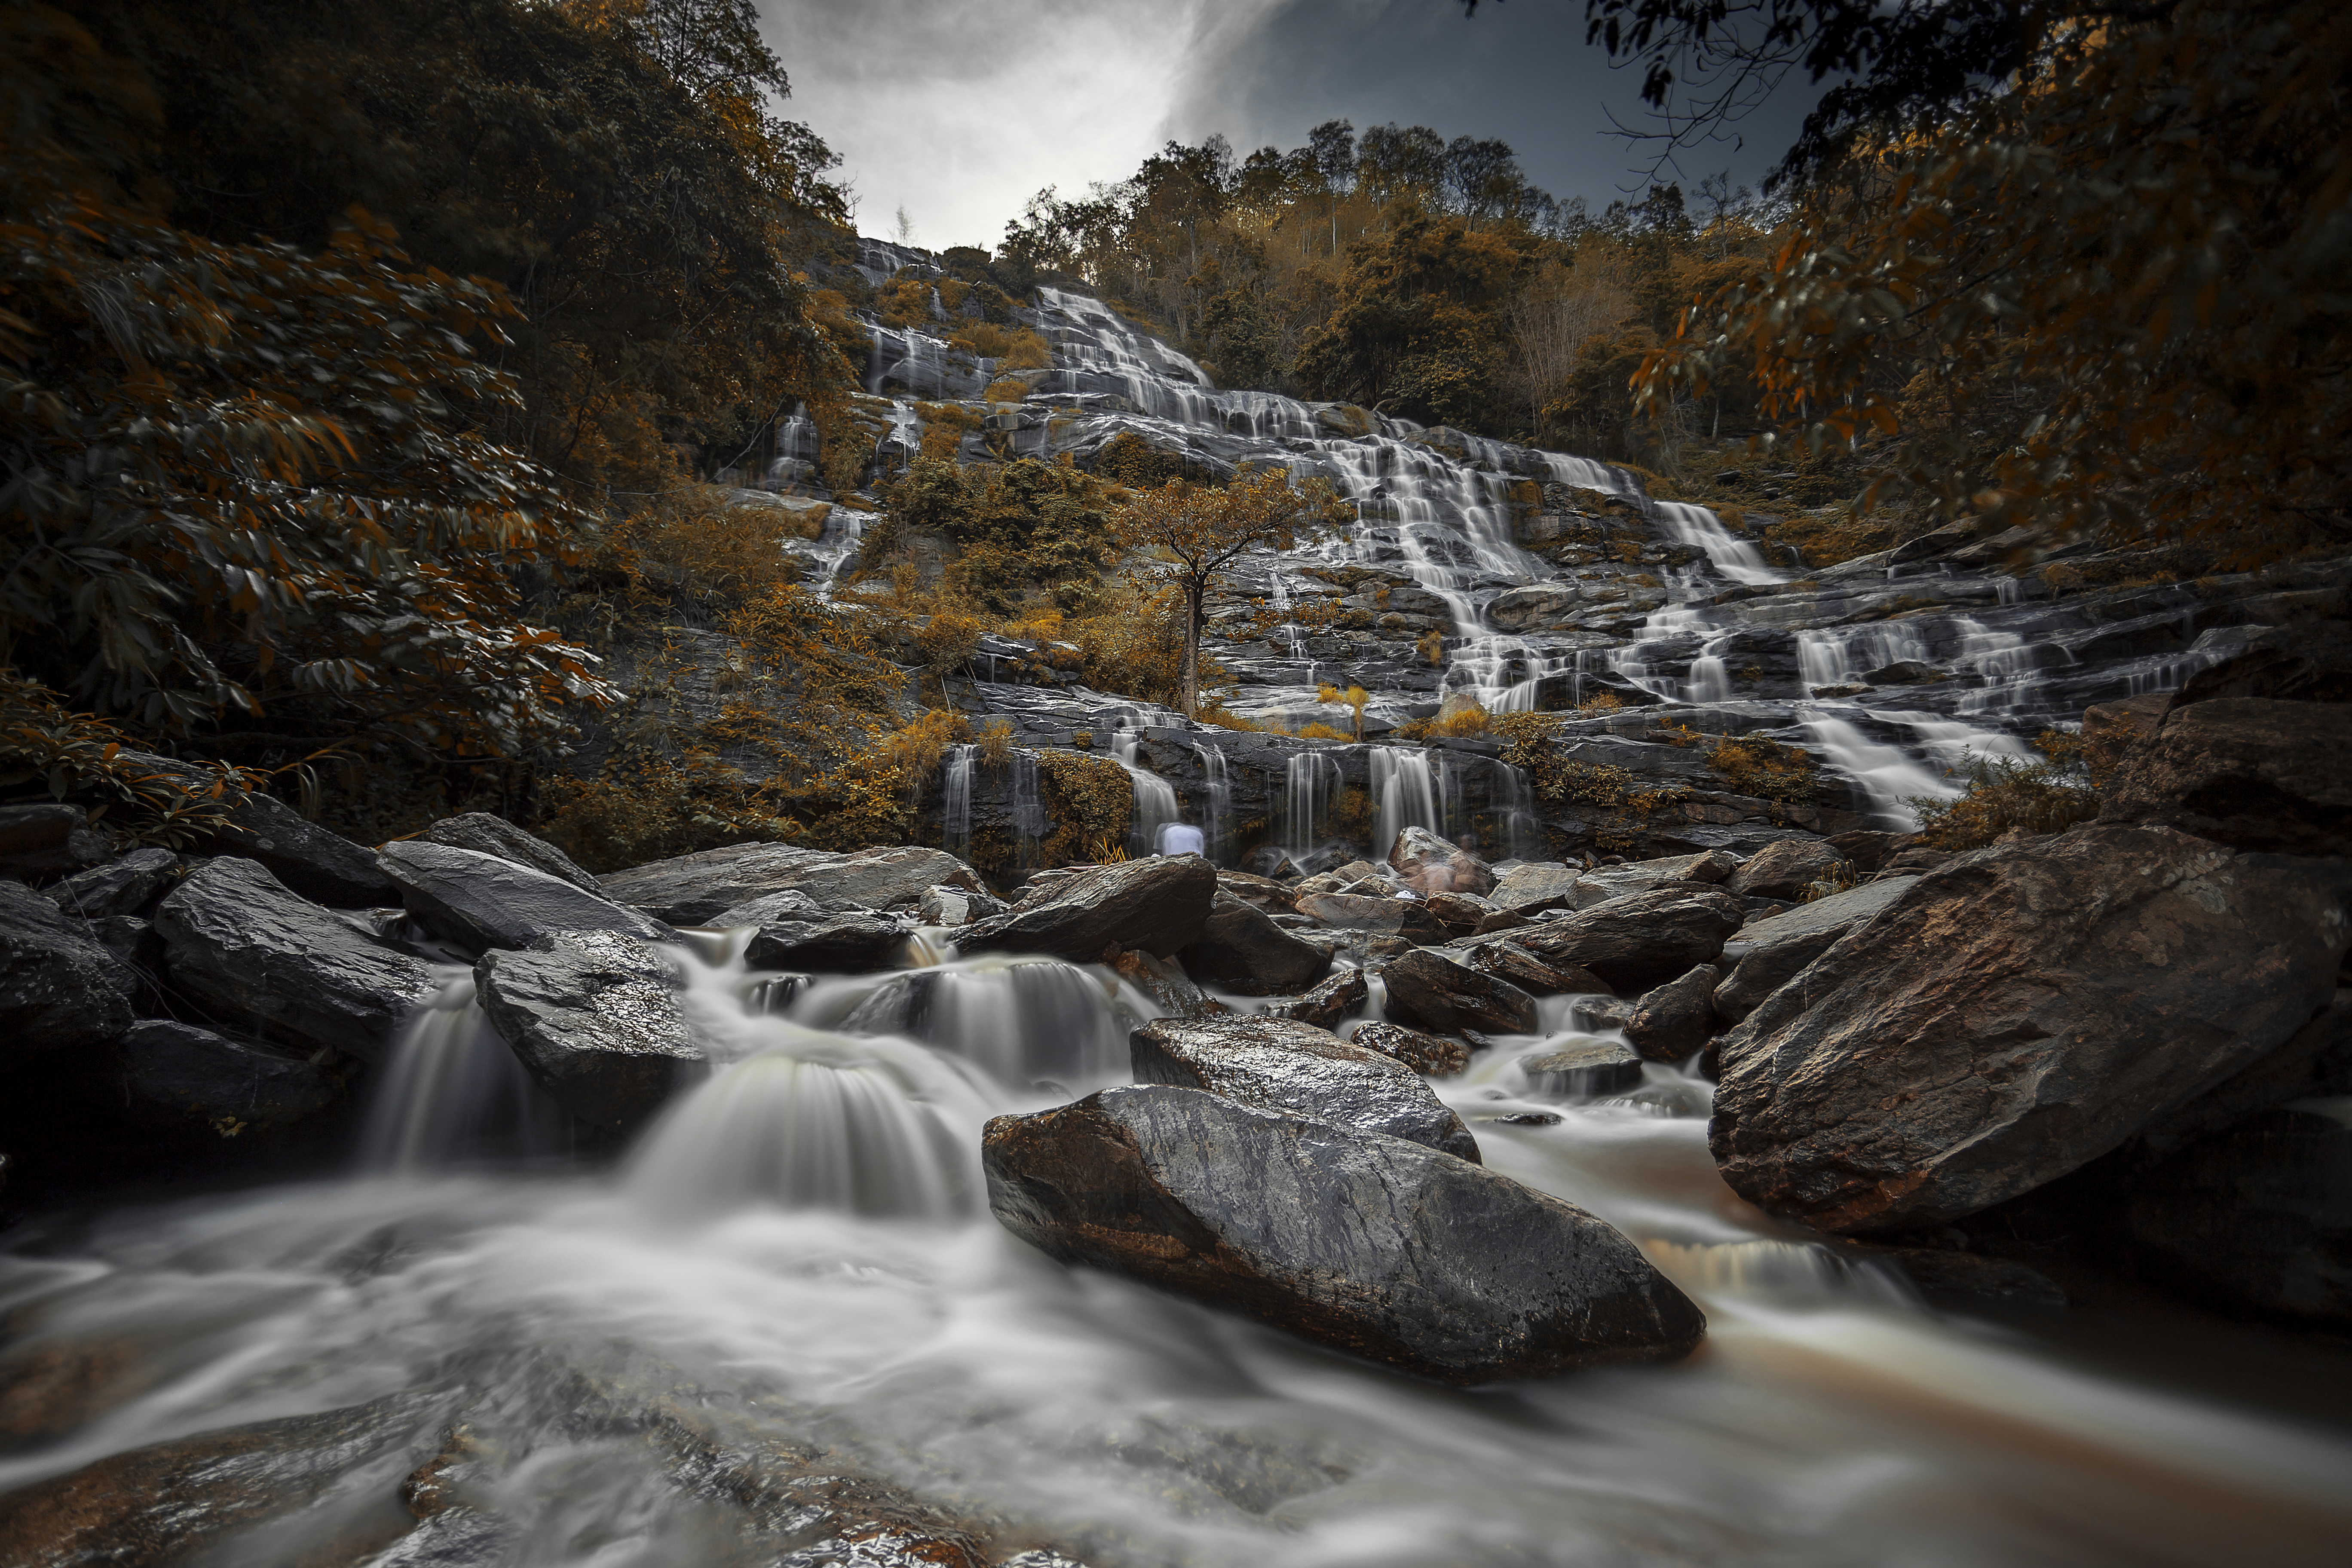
[940,743,977,859]
[826,956,1154,1089]
[1685,640,1734,704]
[1009,749,1047,869]
[357,968,573,1171]
[1492,758,1546,859]
[1649,500,1785,587]
[1369,745,1440,858]
[805,505,874,586]
[1111,723,1179,855]
[1282,751,1340,854]
[1798,714,1960,826]
[1198,744,1232,864]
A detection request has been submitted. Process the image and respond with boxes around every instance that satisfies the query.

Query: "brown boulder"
[1130,1014,1477,1161]
[1351,1020,1471,1077]
[1512,885,1743,992]
[1388,824,1495,896]
[1381,948,1538,1036]
[1294,890,1447,942]
[1180,891,1333,995]
[2097,697,2352,856]
[1726,839,1849,900]
[1463,940,1611,997]
[958,854,1218,962]
[1711,826,2352,1234]
[1623,964,1721,1063]
[1271,966,1368,1029]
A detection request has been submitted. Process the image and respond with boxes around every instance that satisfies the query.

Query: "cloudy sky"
[762,0,1822,251]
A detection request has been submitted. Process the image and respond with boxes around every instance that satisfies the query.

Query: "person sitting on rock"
[1154,819,1205,857]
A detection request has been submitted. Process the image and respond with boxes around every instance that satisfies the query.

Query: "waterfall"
[1370,746,1440,859]
[1199,743,1232,864]
[1010,749,1046,868]
[1283,750,1339,854]
[357,968,573,1171]
[1112,723,1178,855]
[1649,500,1784,587]
[1493,758,1546,859]
[941,743,976,859]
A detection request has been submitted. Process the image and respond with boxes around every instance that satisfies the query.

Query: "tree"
[1308,118,1357,254]
[1637,0,2352,560]
[1112,468,1344,714]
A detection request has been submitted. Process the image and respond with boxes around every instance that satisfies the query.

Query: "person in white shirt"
[1155,820,1206,857]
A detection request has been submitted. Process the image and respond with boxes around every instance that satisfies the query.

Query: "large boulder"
[956,855,1218,962]
[119,753,395,906]
[1292,891,1447,942]
[1520,1039,1643,1097]
[1725,839,1848,900]
[1711,826,2352,1234]
[760,845,989,911]
[1461,941,1611,997]
[379,841,671,953]
[153,858,438,1060]
[40,847,181,919]
[1271,966,1369,1029]
[1571,850,1740,909]
[718,896,911,973]
[0,880,137,1053]
[1388,825,1494,897]
[1711,877,1919,1025]
[1623,964,1721,1063]
[1350,1020,1470,1077]
[1381,948,1537,1036]
[598,841,838,925]
[1180,891,1333,995]
[421,813,600,891]
[2169,619,2352,706]
[1513,886,1743,992]
[983,1085,1706,1383]
[474,932,701,1131]
[2097,698,2352,856]
[0,802,110,875]
[2123,1103,2352,1325]
[1130,1014,1479,1162]
[110,1020,340,1134]
[1486,861,1580,913]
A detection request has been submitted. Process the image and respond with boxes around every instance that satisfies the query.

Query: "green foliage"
[1905,734,2101,850]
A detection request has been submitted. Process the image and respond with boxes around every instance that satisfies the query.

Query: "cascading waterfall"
[940,743,977,859]
[357,968,574,1171]
[1370,745,1440,858]
[1009,748,1047,867]
[1492,757,1546,859]
[1198,743,1231,863]
[1111,723,1180,855]
[1282,750,1340,855]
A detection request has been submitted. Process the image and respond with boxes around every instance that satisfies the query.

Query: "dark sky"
[764,0,1822,251]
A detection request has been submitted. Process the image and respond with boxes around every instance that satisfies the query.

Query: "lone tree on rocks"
[1112,465,1343,714]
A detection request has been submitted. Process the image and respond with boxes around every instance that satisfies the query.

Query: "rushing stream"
[4,937,2349,1567]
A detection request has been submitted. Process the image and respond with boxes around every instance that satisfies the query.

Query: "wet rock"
[0,1386,453,1566]
[110,1019,339,1133]
[1879,845,1953,876]
[0,802,110,874]
[2124,1103,2352,1325]
[1871,1246,2067,1305]
[2098,698,2352,856]
[1862,659,1936,685]
[1712,928,1843,1026]
[1293,891,1447,942]
[761,845,992,913]
[2138,989,2352,1156]
[475,931,701,1131]
[1623,964,1721,1063]
[421,812,600,891]
[1826,830,1903,873]
[599,841,839,925]
[1270,966,1368,1029]
[154,858,438,1060]
[1487,861,1579,913]
[1181,891,1334,995]
[735,908,910,973]
[1388,825,1495,896]
[1113,947,1224,1019]
[1726,839,1849,900]
[1573,997,1631,1033]
[1490,1110,1562,1127]
[1,879,136,1053]
[40,846,181,919]
[1424,891,1493,934]
[1710,826,2352,1234]
[122,754,396,906]
[85,912,159,972]
[1461,940,1611,997]
[983,1085,1705,1383]
[1520,1039,1643,1097]
[1131,1014,1479,1161]
[1513,885,1744,992]
[1350,1020,1470,1077]
[916,883,1007,926]
[2170,618,2352,706]
[958,854,1219,962]
[1570,850,1740,908]
[1239,844,1299,879]
[380,841,671,953]
[2080,691,2170,756]
[1215,870,1298,914]
[1381,948,1537,1036]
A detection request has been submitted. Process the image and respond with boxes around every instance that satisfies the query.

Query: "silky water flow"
[4,927,2348,1568]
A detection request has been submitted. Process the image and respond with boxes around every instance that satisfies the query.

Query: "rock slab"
[380,840,672,953]
[1180,890,1333,995]
[958,854,1217,962]
[1,880,136,1053]
[983,1085,1706,1384]
[1711,827,2352,1234]
[1515,885,1743,991]
[1381,948,1537,1036]
[475,932,702,1131]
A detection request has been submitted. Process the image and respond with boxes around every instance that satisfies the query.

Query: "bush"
[1906,735,2098,850]
[1705,735,1818,802]
[1036,749,1132,863]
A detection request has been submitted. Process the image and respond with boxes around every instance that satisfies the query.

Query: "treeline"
[2,0,858,831]
[1000,122,1779,456]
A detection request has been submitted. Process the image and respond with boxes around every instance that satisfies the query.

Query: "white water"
[7,936,2348,1566]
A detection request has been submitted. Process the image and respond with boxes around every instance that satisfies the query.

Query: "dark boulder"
[1214,870,1298,914]
[598,841,839,925]
[1381,948,1537,1036]
[2123,1104,2351,1326]
[2137,989,2352,1157]
[1486,862,1580,912]
[1271,966,1368,1029]
[1520,1040,1643,1098]
[0,802,110,875]
[1131,1014,1479,1161]
[1424,891,1493,934]
[122,754,395,907]
[1711,826,2352,1234]
[958,854,1218,962]
[1870,1246,2067,1305]
[2170,618,2352,707]
[1461,940,1611,997]
[1388,825,1494,897]
[983,1085,1706,1383]
[1,879,136,1053]
[1351,1020,1471,1078]
[110,1020,339,1134]
[421,812,600,891]
[475,932,701,1132]
[1623,964,1721,1063]
[760,844,991,912]
[1725,840,1849,901]
[1292,891,1446,942]
[1709,878,1919,1025]
[2097,697,2352,856]
[1513,885,1743,992]
[719,897,910,973]
[380,841,671,953]
[153,858,439,1060]
[40,846,181,919]
[1181,891,1333,995]
[917,884,1008,925]
[1112,946,1223,1019]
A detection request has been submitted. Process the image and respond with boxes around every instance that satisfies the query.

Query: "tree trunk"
[1182,579,1205,716]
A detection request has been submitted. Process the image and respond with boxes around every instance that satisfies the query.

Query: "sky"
[761,0,1825,252]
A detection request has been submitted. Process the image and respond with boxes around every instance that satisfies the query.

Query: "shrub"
[1036,749,1132,863]
[1433,701,1491,737]
[1705,735,1818,802]
[1194,703,1265,732]
[1295,722,1351,740]
[0,671,259,847]
[977,719,1017,768]
[1907,735,2099,849]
